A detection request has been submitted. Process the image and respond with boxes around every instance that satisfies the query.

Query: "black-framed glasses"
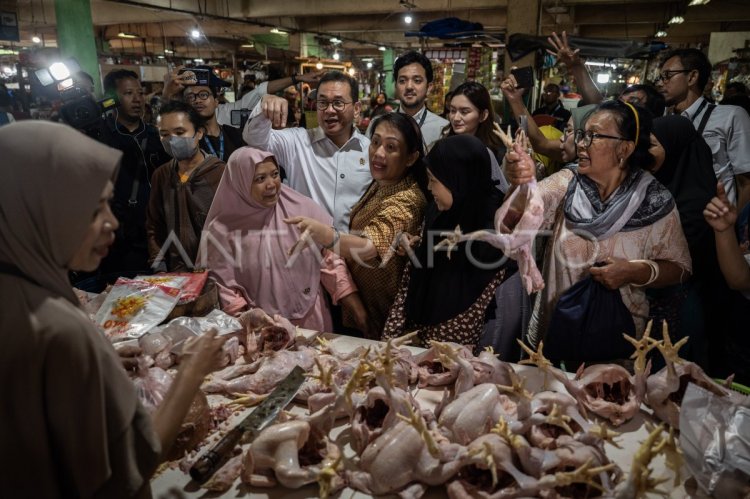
[575,129,626,148]
[656,69,691,83]
[316,99,352,111]
[184,91,212,102]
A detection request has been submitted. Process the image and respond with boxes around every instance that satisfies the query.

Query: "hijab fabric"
[0,121,121,302]
[651,115,717,268]
[0,122,157,497]
[405,135,505,326]
[203,147,328,319]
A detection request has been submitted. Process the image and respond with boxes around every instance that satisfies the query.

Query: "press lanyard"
[688,99,709,124]
[416,107,428,128]
[204,131,224,160]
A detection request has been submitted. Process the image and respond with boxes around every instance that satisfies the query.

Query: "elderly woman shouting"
[505,100,691,362]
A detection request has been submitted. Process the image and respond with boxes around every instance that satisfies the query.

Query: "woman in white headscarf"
[0,121,226,498]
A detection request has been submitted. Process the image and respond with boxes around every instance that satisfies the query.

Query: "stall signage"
[0,11,19,42]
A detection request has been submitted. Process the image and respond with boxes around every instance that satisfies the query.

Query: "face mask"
[161,134,198,161]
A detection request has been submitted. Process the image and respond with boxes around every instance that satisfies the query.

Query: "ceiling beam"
[294,10,506,33]
[240,0,505,18]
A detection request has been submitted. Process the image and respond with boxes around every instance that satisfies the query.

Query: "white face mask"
[161,134,198,161]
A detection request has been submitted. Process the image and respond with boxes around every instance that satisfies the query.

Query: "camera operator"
[95,69,170,280]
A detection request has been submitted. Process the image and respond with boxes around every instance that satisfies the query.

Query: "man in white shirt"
[243,71,371,231]
[370,51,448,146]
[658,48,750,208]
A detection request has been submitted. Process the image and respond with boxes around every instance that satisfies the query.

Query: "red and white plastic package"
[94,278,181,342]
[135,271,208,305]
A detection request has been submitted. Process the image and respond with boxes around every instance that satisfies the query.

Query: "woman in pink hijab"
[202,147,365,332]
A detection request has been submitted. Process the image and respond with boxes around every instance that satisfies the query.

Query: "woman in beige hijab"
[0,121,226,498]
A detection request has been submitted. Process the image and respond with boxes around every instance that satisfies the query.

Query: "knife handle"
[189,426,243,484]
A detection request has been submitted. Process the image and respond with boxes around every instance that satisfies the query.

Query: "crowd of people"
[1,38,749,496]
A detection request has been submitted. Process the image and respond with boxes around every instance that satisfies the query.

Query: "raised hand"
[500,74,526,103]
[261,94,289,129]
[547,31,582,67]
[703,181,737,232]
[162,65,194,100]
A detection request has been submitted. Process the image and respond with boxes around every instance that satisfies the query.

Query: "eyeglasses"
[575,129,626,148]
[656,69,691,83]
[316,99,352,111]
[184,91,212,102]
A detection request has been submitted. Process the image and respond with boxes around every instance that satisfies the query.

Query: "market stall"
[140,329,733,498]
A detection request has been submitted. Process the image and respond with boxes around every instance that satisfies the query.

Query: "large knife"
[189,365,306,483]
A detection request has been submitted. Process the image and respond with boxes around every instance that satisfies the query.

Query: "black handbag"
[544,271,636,362]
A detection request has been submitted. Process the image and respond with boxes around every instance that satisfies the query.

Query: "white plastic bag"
[680,382,750,497]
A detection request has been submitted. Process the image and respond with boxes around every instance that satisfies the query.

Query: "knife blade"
[189,365,305,483]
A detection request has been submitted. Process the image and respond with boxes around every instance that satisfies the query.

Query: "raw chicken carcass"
[202,347,317,396]
[554,362,648,427]
[347,411,467,497]
[645,323,733,429]
[435,129,545,294]
[350,385,419,454]
[241,420,344,493]
[470,349,516,387]
[446,433,537,499]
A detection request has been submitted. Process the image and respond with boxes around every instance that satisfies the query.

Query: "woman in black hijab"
[648,115,718,367]
[382,135,511,348]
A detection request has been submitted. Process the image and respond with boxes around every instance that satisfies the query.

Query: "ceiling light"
[330,37,341,44]
[191,29,201,39]
[348,67,356,76]
[404,13,413,24]
[584,61,615,68]
[194,58,204,63]
[118,32,139,39]
[333,52,340,61]
[157,55,165,59]
[596,73,610,84]
[655,30,668,37]
[270,28,288,35]
[164,49,174,54]
[668,16,684,25]
[31,35,41,43]
[241,43,254,48]
[367,62,373,69]
[688,0,710,5]
[378,46,386,51]
[316,62,324,70]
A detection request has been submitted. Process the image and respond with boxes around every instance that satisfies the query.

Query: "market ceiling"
[5,0,750,62]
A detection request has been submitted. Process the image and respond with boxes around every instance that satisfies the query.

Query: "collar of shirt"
[679,96,706,119]
[310,125,367,151]
[398,104,426,119]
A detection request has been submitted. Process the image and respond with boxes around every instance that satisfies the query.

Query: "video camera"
[35,58,117,133]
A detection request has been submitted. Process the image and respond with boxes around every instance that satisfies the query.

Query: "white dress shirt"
[412,105,449,147]
[216,82,268,127]
[243,101,372,231]
[680,97,750,205]
[365,105,448,148]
